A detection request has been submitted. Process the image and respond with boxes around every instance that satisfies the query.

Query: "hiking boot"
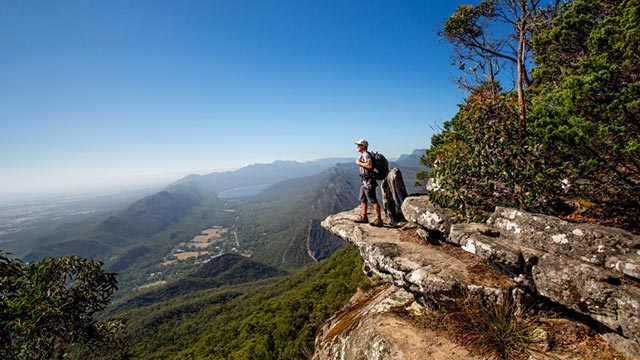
[354,214,368,223]
[370,217,383,227]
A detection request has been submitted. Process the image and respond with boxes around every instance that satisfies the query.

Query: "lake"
[217,184,271,199]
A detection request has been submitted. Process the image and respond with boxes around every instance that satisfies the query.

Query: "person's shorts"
[359,179,378,204]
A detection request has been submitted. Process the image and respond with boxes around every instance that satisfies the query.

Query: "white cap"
[355,139,368,147]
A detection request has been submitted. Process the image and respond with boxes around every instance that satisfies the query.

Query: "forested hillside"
[118,245,368,359]
[106,157,423,358]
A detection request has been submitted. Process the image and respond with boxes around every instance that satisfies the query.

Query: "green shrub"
[418,88,561,221]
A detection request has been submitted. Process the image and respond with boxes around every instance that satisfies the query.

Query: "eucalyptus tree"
[442,0,565,134]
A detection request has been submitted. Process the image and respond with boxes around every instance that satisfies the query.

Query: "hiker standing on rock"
[355,139,383,227]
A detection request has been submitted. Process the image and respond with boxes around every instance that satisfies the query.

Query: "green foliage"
[530,0,640,221]
[421,0,639,227]
[443,2,496,40]
[419,87,558,220]
[0,251,128,360]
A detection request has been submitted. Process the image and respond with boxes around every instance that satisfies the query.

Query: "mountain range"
[5,150,426,296]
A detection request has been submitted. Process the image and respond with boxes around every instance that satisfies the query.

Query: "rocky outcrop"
[488,207,640,275]
[456,206,640,356]
[401,196,456,235]
[532,254,640,355]
[320,194,640,359]
[321,208,512,302]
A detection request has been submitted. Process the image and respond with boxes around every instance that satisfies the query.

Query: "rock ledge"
[320,195,640,359]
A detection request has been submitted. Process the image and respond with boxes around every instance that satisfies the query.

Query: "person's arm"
[356,155,373,169]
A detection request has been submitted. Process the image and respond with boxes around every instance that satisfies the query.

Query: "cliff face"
[317,195,640,359]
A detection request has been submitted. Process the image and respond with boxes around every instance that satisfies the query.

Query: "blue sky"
[0,1,466,197]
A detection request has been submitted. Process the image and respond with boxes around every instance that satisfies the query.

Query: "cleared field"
[192,227,228,244]
[174,251,209,260]
[164,227,230,264]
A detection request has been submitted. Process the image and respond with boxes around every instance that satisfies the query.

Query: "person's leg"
[368,183,382,226]
[373,202,381,220]
[355,186,368,223]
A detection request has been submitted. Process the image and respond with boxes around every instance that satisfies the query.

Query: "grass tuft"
[442,291,539,360]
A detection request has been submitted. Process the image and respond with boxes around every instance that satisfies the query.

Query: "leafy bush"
[418,86,560,221]
[530,0,640,225]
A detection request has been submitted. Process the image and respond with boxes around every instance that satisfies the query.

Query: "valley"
[1,153,427,358]
[11,155,424,298]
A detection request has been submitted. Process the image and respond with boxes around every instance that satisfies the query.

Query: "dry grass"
[412,292,630,360]
[441,291,538,360]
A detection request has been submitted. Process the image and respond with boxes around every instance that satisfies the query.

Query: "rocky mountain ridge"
[318,194,640,359]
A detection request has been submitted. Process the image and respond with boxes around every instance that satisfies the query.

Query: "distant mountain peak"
[394,149,427,168]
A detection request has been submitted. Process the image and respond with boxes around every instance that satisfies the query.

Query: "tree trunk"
[517,0,528,136]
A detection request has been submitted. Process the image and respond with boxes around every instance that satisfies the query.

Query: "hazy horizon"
[1,1,463,197]
[0,149,426,201]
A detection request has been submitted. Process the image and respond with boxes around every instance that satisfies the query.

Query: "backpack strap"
[361,151,374,179]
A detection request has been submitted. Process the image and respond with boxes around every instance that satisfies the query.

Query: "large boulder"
[380,168,408,225]
[400,195,456,235]
[449,223,541,275]
[532,254,640,347]
[433,206,640,357]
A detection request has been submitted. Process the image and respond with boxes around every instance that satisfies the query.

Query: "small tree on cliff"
[0,251,129,359]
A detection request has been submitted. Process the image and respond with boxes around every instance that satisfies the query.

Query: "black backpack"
[368,151,389,181]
